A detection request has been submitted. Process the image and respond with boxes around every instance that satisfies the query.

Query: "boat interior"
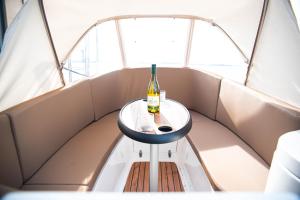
[0,0,300,199]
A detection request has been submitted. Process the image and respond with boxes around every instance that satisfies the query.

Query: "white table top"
[120,99,190,134]
[118,99,192,144]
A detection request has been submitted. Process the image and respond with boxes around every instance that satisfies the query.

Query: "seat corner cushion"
[7,80,95,181]
[25,111,121,190]
[189,111,269,191]
[189,69,221,120]
[216,79,300,165]
[0,114,23,188]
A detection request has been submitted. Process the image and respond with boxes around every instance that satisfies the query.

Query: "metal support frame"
[62,15,247,69]
[53,14,256,84]
[213,23,249,64]
[115,19,127,68]
[244,0,269,85]
[38,0,65,86]
[184,19,194,67]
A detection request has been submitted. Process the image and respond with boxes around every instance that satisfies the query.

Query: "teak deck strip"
[124,162,184,192]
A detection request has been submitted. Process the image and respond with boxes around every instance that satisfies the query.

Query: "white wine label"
[147,96,159,107]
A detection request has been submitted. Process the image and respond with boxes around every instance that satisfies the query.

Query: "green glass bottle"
[147,64,160,113]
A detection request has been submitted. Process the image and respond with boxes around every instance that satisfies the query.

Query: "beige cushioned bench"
[189,112,269,191]
[24,112,120,191]
[0,114,23,189]
[188,80,300,191]
[1,68,300,192]
[1,80,122,191]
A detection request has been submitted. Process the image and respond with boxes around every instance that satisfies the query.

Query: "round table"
[118,99,192,192]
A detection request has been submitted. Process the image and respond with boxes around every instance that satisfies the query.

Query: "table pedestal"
[118,99,192,191]
[150,144,159,192]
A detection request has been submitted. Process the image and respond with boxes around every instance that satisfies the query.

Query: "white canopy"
[0,0,63,111]
[246,0,300,108]
[42,0,264,62]
[0,0,300,111]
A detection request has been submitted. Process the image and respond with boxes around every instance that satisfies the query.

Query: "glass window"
[119,18,190,68]
[63,20,122,83]
[63,17,248,83]
[189,20,247,83]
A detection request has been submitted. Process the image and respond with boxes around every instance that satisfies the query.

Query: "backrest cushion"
[91,68,221,120]
[216,79,300,165]
[0,114,23,188]
[90,70,125,120]
[189,69,221,120]
[7,80,94,181]
[157,68,193,108]
[120,68,193,107]
[91,68,193,120]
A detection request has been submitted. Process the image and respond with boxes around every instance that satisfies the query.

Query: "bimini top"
[42,0,264,62]
[0,0,299,111]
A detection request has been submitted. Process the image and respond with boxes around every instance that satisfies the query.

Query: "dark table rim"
[118,98,192,144]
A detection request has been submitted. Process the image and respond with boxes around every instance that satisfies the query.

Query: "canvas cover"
[1,0,300,110]
[247,0,300,108]
[42,0,264,62]
[0,0,62,111]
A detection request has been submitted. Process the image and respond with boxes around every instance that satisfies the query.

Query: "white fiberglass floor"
[92,136,213,192]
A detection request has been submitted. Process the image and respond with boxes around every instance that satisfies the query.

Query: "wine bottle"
[147,64,160,113]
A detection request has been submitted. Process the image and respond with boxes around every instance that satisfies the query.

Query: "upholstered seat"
[24,112,121,191]
[1,68,299,192]
[189,111,269,191]
[187,79,300,191]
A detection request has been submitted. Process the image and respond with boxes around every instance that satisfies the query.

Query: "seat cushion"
[0,114,23,188]
[24,111,121,191]
[217,79,300,165]
[90,71,124,120]
[7,80,94,181]
[91,68,221,121]
[189,69,221,120]
[188,111,269,191]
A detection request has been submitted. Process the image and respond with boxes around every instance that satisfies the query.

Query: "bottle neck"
[151,72,157,81]
[151,65,156,80]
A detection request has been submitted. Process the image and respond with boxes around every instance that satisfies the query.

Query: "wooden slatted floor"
[124,162,184,192]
